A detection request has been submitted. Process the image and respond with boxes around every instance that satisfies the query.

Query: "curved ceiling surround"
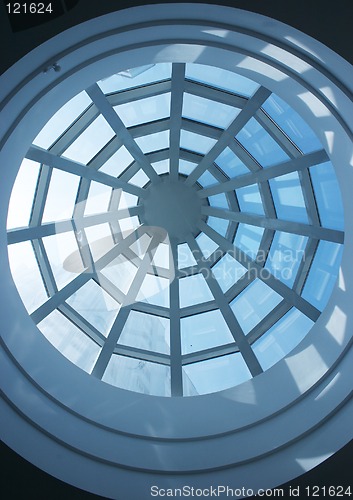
[1,4,353,499]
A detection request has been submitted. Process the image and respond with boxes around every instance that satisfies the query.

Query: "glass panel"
[136,274,169,307]
[265,231,308,288]
[118,310,170,354]
[196,232,218,259]
[84,223,115,262]
[66,279,120,336]
[230,279,282,334]
[114,92,171,127]
[99,146,134,177]
[234,224,264,260]
[182,93,240,129]
[103,354,171,397]
[129,233,152,259]
[207,216,229,237]
[100,255,138,295]
[151,159,169,175]
[212,253,247,292]
[118,191,139,209]
[262,94,322,153]
[197,170,218,187]
[183,353,252,396]
[151,242,170,269]
[269,172,308,223]
[62,115,115,165]
[236,184,264,215]
[118,215,141,234]
[135,131,169,154]
[129,169,150,188]
[215,147,249,177]
[180,130,217,155]
[33,91,92,149]
[302,241,343,311]
[185,64,259,97]
[236,118,290,168]
[42,169,80,223]
[38,310,101,373]
[178,159,197,176]
[84,181,112,215]
[209,193,229,209]
[7,159,40,229]
[181,309,234,354]
[43,231,83,289]
[8,241,48,313]
[178,243,197,269]
[252,308,314,370]
[179,274,214,308]
[98,63,172,94]
[310,161,344,230]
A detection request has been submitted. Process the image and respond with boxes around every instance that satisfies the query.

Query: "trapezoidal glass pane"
[178,159,197,176]
[84,181,112,216]
[103,355,171,397]
[84,223,115,262]
[180,130,217,155]
[196,232,218,259]
[66,279,120,336]
[209,193,229,209]
[230,279,282,334]
[136,274,170,308]
[7,159,40,229]
[97,63,172,94]
[182,93,240,129]
[207,216,229,237]
[234,224,264,260]
[43,231,83,290]
[252,307,314,371]
[151,159,169,175]
[38,309,101,373]
[100,255,138,295]
[118,310,170,354]
[181,309,234,354]
[114,92,171,127]
[265,231,308,288]
[212,253,247,292]
[179,273,214,308]
[302,241,343,311]
[197,170,219,187]
[269,172,308,223]
[62,115,115,165]
[178,243,197,269]
[129,169,150,188]
[262,94,322,154]
[99,146,134,177]
[185,64,259,97]
[182,353,252,396]
[33,91,92,149]
[309,161,344,230]
[135,130,169,154]
[236,118,290,168]
[236,184,264,215]
[42,169,80,223]
[8,241,48,314]
[215,147,249,178]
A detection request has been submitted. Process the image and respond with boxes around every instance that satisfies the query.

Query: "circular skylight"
[7,62,344,397]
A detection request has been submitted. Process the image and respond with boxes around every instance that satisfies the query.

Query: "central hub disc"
[141,175,204,242]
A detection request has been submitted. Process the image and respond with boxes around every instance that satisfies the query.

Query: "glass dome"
[7,62,344,397]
